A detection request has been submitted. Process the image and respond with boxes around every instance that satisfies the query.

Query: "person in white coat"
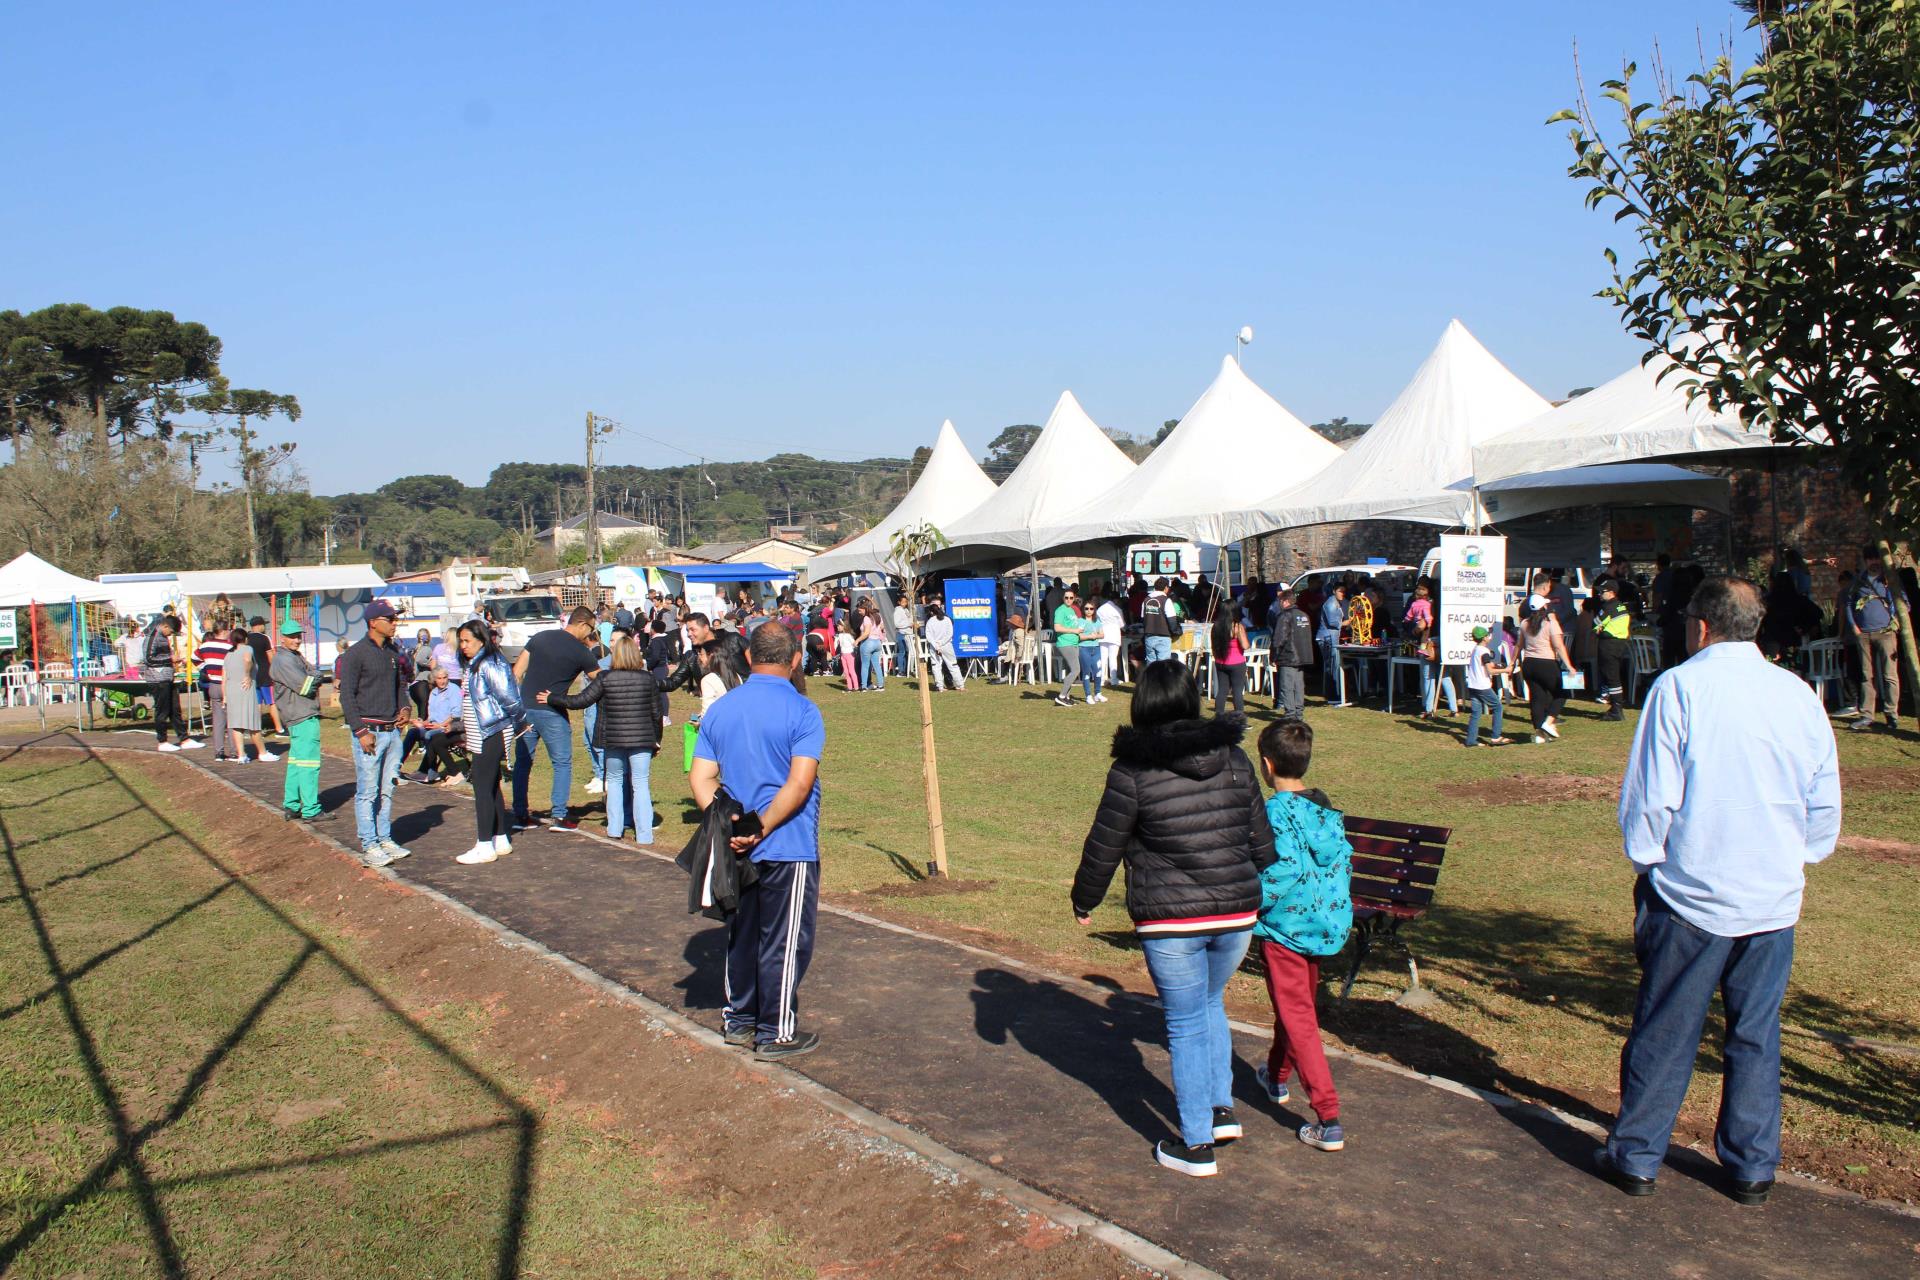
[1096,592,1126,684]
[922,604,966,691]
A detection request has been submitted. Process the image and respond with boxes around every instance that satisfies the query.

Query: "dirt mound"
[1438,772,1621,806]
[863,877,997,899]
[1838,835,1920,867]
[1840,765,1920,794]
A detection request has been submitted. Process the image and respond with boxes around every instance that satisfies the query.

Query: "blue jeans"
[1465,687,1503,744]
[603,748,654,842]
[512,707,574,821]
[895,636,916,676]
[583,703,604,781]
[1080,648,1102,700]
[1143,635,1173,665]
[1607,878,1795,1182]
[1140,930,1252,1148]
[1317,635,1342,702]
[351,727,404,851]
[1421,659,1457,713]
[858,638,885,690]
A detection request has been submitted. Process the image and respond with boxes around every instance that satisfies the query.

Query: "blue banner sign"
[943,578,999,659]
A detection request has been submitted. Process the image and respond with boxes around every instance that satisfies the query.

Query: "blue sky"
[5,2,1760,494]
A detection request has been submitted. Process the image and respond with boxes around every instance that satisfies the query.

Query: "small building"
[98,564,386,667]
[535,512,667,553]
[687,535,824,582]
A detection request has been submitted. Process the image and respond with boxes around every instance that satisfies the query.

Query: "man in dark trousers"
[688,622,825,1059]
[1266,587,1314,717]
[337,601,412,866]
[1594,579,1633,721]
[511,605,601,831]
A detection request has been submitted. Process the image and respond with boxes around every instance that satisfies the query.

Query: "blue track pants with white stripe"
[724,860,819,1046]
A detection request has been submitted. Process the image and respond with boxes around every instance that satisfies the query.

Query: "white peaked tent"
[1473,350,1792,485]
[0,552,117,609]
[806,420,998,580]
[1222,320,1729,540]
[1033,355,1342,549]
[937,390,1137,557]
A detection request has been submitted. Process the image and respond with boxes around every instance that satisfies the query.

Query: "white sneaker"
[456,843,497,865]
[1541,720,1561,740]
[157,742,181,753]
[179,739,205,751]
[491,834,512,855]
[379,840,412,860]
[259,751,281,763]
[584,777,605,795]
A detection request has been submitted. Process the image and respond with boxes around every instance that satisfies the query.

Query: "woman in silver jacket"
[455,619,527,865]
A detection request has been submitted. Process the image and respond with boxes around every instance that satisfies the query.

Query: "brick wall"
[1725,460,1875,602]
[1250,521,1439,584]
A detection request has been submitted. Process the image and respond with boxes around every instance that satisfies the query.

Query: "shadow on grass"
[0,741,537,1280]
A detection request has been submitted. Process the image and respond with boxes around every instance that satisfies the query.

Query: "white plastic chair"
[39,662,74,704]
[1626,636,1662,706]
[1802,638,1844,708]
[1,664,33,707]
[1244,644,1271,695]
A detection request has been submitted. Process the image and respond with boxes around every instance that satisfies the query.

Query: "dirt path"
[11,732,1920,1278]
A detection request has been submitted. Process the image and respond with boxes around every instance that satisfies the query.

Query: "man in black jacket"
[1266,588,1314,717]
[337,601,412,866]
[658,613,747,696]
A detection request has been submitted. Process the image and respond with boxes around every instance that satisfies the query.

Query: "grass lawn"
[451,665,1920,1200]
[0,751,804,1279]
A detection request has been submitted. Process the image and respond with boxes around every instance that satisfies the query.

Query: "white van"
[479,593,565,657]
[1121,541,1241,584]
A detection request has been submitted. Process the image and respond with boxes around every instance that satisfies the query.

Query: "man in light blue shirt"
[1315,583,1348,707]
[1601,576,1840,1207]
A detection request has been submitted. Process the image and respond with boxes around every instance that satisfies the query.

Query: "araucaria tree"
[1554,0,1920,687]
[886,521,952,878]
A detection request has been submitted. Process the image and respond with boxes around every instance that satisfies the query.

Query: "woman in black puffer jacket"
[541,637,662,844]
[1071,659,1274,1179]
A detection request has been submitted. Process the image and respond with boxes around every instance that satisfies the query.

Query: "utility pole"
[584,411,616,565]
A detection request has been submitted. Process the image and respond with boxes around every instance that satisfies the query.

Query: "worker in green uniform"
[1595,579,1634,722]
[270,618,330,822]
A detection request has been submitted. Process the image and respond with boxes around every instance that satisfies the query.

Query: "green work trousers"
[284,717,323,818]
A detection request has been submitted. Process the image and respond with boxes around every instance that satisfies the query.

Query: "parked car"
[479,592,565,658]
[1285,564,1419,620]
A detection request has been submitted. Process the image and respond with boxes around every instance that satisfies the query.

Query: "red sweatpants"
[1260,939,1340,1122]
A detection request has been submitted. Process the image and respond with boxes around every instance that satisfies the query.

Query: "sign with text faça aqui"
[943,578,999,659]
[1438,534,1506,666]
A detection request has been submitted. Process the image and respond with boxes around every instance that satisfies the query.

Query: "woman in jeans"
[1518,595,1577,743]
[856,604,887,692]
[455,619,526,865]
[1209,600,1249,715]
[542,636,661,843]
[1071,661,1274,1177]
[1403,579,1456,718]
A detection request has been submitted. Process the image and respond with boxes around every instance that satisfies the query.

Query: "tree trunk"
[919,671,948,878]
[1881,539,1920,724]
[238,414,260,569]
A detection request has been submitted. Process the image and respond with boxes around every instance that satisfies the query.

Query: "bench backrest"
[1342,815,1451,918]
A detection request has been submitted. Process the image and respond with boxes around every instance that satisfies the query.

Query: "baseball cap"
[279,618,304,637]
[364,601,399,622]
[1527,594,1548,611]
[1471,625,1490,640]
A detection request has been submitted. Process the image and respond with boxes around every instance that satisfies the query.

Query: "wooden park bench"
[1338,815,1452,998]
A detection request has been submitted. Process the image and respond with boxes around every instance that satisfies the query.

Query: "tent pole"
[30,600,44,729]
[71,595,83,732]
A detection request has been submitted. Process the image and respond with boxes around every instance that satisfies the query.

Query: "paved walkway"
[11,730,1917,1278]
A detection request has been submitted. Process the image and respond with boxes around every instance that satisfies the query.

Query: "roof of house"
[688,535,823,561]
[537,512,665,537]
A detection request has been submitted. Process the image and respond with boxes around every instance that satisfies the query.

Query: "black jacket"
[546,667,661,753]
[1071,715,1276,926]
[338,636,406,734]
[660,629,747,693]
[675,786,759,920]
[1268,606,1314,667]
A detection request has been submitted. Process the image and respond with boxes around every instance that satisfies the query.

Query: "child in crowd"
[1253,718,1353,1153]
[1463,624,1513,747]
[835,618,860,691]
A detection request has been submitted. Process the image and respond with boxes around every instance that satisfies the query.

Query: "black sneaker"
[722,1023,757,1048]
[1593,1149,1656,1197]
[282,809,300,822]
[755,1030,820,1059]
[1728,1177,1774,1207]
[1154,1139,1217,1177]
[1211,1107,1243,1145]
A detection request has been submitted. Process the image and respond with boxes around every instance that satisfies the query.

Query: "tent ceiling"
[0,552,119,608]
[807,420,997,580]
[1033,355,1341,550]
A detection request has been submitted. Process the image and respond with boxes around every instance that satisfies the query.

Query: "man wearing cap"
[338,601,413,866]
[270,618,329,823]
[1595,580,1633,721]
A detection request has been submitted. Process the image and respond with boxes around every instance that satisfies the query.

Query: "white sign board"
[0,608,15,649]
[1438,534,1506,666]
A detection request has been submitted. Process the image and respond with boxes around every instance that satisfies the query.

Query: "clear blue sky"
[6,2,1759,494]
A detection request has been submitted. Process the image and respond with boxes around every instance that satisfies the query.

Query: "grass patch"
[0,751,805,1279]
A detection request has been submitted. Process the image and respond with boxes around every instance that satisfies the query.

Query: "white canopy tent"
[1032,355,1342,550]
[1473,350,1792,485]
[936,390,1137,559]
[1223,320,1730,540]
[806,420,998,580]
[0,552,117,609]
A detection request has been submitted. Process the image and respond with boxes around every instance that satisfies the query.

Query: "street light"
[1235,325,1254,367]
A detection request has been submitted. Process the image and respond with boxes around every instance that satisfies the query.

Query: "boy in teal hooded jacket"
[1252,718,1353,1151]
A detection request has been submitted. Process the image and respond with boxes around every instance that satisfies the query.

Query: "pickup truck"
[479,593,565,658]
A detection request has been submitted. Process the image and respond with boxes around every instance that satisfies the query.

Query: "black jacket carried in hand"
[675,786,759,920]
[1071,714,1275,931]
[546,667,662,754]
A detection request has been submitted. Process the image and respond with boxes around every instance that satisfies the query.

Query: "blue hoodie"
[1254,790,1354,957]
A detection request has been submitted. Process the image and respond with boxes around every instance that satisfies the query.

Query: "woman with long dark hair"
[455,619,526,865]
[1070,660,1274,1177]
[1209,596,1250,716]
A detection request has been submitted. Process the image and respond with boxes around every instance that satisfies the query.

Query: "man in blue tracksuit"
[1316,583,1348,707]
[689,621,826,1059]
